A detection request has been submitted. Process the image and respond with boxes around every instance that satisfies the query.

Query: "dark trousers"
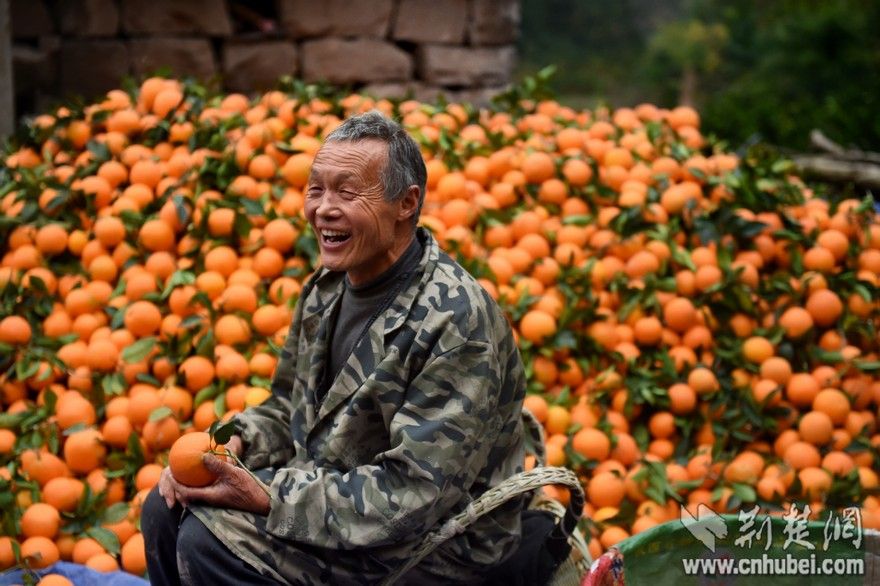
[141,487,278,586]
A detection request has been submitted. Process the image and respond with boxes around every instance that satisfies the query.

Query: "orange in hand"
[169,432,228,487]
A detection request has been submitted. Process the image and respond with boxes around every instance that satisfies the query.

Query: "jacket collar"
[301,227,441,423]
[300,227,439,336]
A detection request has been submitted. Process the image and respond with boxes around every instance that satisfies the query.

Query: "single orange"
[169,431,227,487]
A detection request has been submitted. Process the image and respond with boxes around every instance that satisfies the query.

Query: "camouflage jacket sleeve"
[262,338,507,549]
[232,282,312,470]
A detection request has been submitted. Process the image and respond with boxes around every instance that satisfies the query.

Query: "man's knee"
[176,513,211,553]
[176,514,237,571]
[176,515,280,585]
[142,487,182,543]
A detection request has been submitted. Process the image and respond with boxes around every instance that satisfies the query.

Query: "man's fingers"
[160,487,174,509]
[202,452,234,474]
[174,484,192,506]
[226,435,243,458]
[176,483,222,505]
[158,468,177,509]
[177,483,199,507]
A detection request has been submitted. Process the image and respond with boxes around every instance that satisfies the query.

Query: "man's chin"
[317,255,346,273]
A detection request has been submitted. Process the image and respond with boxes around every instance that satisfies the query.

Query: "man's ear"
[397,186,420,222]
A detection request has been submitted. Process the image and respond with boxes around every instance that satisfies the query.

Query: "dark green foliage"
[518,0,880,150]
[698,0,880,150]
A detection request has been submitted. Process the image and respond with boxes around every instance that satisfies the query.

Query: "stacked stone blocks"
[10,0,520,110]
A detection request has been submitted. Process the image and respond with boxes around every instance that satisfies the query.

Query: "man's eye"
[340,190,357,199]
[307,187,323,197]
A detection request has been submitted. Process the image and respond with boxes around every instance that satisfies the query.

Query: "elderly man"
[142,111,527,584]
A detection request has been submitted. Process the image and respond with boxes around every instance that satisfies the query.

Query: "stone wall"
[10,0,520,114]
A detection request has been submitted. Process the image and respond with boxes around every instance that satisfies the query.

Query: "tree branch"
[809,129,880,164]
[791,154,880,190]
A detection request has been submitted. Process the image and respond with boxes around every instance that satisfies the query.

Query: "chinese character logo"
[681,503,728,552]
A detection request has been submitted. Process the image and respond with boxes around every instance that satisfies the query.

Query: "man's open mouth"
[321,229,351,244]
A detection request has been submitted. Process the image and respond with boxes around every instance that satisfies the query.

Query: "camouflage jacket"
[192,228,527,584]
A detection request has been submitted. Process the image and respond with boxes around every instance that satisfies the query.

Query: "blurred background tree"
[518,0,880,151]
[643,18,728,107]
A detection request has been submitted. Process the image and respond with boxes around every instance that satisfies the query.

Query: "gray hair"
[323,111,427,226]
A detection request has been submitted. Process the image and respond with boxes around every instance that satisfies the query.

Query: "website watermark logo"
[678,504,865,577]
[680,503,728,552]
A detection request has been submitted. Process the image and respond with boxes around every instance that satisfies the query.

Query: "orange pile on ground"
[0,77,879,573]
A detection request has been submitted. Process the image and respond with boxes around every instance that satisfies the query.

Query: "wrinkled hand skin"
[224,435,243,459]
[158,436,269,515]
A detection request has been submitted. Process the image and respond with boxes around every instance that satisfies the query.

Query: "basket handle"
[521,405,547,466]
[381,466,585,585]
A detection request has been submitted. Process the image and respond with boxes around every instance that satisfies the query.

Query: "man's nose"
[315,191,342,218]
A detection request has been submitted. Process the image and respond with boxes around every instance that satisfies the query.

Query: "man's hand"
[157,435,264,513]
[172,453,271,515]
[225,435,243,459]
[157,465,186,509]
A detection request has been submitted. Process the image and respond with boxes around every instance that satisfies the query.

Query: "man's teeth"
[322,230,349,237]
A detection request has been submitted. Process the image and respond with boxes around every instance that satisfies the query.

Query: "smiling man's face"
[304,139,417,286]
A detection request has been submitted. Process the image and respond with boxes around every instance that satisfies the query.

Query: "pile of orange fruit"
[1,76,879,575]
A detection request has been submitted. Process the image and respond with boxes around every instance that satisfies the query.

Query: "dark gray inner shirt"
[319,233,424,401]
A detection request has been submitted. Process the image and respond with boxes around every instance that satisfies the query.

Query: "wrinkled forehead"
[312,138,389,174]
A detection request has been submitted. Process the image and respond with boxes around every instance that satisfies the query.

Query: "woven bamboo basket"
[382,408,591,585]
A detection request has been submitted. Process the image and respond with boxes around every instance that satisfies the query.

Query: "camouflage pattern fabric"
[191,228,527,584]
